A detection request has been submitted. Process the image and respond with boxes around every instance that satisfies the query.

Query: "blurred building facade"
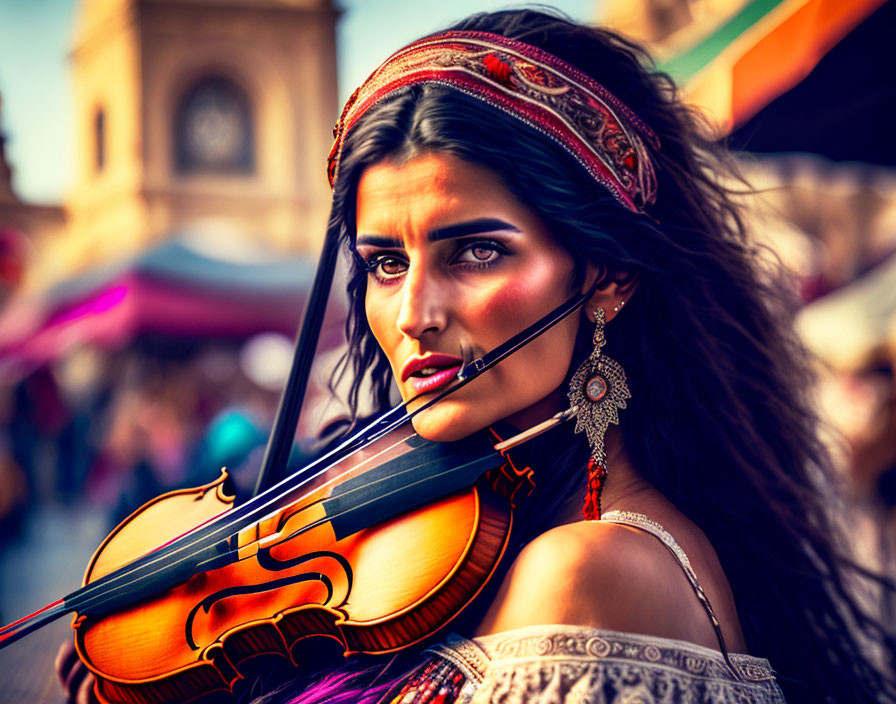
[0,0,343,556]
[23,0,338,290]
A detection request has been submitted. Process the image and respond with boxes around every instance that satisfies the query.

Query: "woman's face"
[355,151,583,442]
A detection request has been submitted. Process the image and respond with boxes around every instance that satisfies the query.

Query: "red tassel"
[582,457,606,521]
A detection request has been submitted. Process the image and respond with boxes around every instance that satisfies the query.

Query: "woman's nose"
[396,263,448,339]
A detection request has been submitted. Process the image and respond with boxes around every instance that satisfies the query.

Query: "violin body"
[74,431,530,704]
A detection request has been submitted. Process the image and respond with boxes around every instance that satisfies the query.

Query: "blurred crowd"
[740,155,896,573]
[0,338,287,544]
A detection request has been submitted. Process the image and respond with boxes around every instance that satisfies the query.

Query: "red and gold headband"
[328,31,659,213]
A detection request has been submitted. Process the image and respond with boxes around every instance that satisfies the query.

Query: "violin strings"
[258,408,577,555]
[226,440,496,559]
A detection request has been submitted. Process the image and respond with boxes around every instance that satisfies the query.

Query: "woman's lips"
[406,365,463,395]
[401,353,464,381]
[401,353,464,395]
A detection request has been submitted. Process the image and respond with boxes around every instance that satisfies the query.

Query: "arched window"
[174,76,254,174]
[95,108,105,172]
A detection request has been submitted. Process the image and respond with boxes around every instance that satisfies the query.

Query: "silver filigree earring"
[567,307,630,519]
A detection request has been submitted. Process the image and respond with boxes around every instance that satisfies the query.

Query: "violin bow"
[0,260,593,649]
[252,227,341,496]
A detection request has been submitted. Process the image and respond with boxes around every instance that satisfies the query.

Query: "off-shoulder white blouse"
[397,511,787,704]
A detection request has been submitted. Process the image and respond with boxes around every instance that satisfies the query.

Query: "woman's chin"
[408,401,492,443]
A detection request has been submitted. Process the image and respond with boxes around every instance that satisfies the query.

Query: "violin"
[0,230,591,704]
[69,421,539,704]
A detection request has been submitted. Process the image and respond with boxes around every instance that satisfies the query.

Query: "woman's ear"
[581,264,639,322]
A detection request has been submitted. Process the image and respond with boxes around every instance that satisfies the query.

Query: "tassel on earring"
[567,307,630,520]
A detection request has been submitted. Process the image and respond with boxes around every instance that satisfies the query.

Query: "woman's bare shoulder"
[473,520,724,648]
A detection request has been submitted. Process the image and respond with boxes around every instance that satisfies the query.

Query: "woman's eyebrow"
[429,218,521,242]
[356,218,521,248]
[355,234,402,248]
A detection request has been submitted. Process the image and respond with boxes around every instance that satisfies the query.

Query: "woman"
[58,8,893,704]
[308,8,894,703]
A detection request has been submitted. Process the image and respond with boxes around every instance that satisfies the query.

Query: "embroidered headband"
[328,31,659,213]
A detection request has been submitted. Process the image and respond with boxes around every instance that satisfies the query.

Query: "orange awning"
[659,0,887,132]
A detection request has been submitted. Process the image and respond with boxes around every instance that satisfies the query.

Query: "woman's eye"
[455,241,504,266]
[366,255,407,280]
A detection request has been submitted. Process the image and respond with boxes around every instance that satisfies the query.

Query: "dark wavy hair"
[263,8,895,704]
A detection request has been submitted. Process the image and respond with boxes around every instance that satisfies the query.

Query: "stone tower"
[63,0,338,275]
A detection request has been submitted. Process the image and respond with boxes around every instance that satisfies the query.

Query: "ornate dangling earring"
[567,307,630,520]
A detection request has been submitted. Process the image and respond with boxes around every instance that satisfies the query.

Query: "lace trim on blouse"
[426,625,785,703]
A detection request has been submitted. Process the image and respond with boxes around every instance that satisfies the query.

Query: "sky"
[0,0,597,204]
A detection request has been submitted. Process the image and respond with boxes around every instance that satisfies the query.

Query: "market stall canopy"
[727,0,894,164]
[0,235,322,378]
[655,0,889,142]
